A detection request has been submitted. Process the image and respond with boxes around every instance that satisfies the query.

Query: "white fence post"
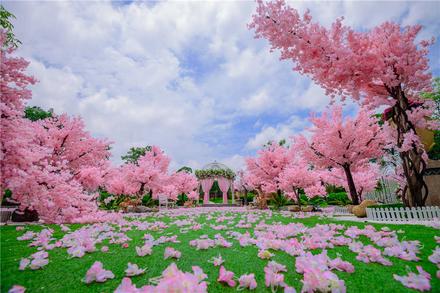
[366,206,440,222]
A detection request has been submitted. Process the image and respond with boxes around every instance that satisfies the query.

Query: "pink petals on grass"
[84,261,114,284]
[136,244,152,257]
[349,242,392,266]
[393,266,431,292]
[189,234,232,250]
[19,251,49,271]
[218,266,236,287]
[264,261,289,290]
[8,285,26,293]
[296,251,351,293]
[208,254,224,266]
[163,247,181,260]
[238,273,258,290]
[125,263,146,277]
[115,264,208,293]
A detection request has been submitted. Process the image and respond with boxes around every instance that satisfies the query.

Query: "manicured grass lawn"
[1,209,439,292]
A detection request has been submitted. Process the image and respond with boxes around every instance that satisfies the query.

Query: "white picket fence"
[366,206,440,222]
[333,206,351,215]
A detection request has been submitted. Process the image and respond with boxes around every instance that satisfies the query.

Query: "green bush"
[270,192,291,209]
[308,196,328,207]
[367,203,404,209]
[326,192,351,206]
[140,193,158,207]
[98,190,126,210]
[176,193,188,206]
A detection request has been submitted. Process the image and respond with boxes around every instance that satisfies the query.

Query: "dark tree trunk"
[342,164,360,205]
[390,86,428,207]
[295,188,301,209]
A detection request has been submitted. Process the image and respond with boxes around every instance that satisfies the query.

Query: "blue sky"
[4,0,440,171]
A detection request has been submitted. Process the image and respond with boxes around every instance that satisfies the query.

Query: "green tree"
[177,166,193,173]
[422,78,440,160]
[0,5,21,48]
[24,106,53,121]
[121,146,152,165]
[422,77,440,120]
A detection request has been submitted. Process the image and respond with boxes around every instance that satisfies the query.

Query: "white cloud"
[4,0,438,170]
[246,115,310,150]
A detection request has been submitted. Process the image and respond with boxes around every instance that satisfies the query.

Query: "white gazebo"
[196,161,235,204]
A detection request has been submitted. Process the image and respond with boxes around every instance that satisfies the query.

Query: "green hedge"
[367,203,404,209]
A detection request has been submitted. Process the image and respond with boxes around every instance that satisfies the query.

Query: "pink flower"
[114,278,154,293]
[266,261,287,273]
[8,285,26,293]
[393,266,431,291]
[125,263,146,277]
[264,269,285,288]
[67,246,86,258]
[164,247,181,260]
[122,243,129,248]
[284,286,296,293]
[329,257,355,273]
[428,247,440,264]
[15,226,24,231]
[29,258,49,270]
[101,246,109,253]
[238,273,257,290]
[84,261,114,284]
[218,266,236,287]
[192,266,208,282]
[136,244,152,257]
[114,278,140,293]
[302,268,346,293]
[209,254,224,266]
[19,258,30,271]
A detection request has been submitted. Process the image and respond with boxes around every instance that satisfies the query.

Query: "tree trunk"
[342,164,359,205]
[295,188,301,209]
[390,87,428,207]
[257,189,267,209]
[244,188,248,206]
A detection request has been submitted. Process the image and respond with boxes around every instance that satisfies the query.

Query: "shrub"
[176,193,188,206]
[141,194,158,207]
[270,192,291,209]
[326,192,351,206]
[367,203,404,209]
[308,196,328,207]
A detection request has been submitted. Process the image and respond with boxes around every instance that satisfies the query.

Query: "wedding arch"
[195,161,236,204]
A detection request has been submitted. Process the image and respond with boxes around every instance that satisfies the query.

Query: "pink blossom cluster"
[115,263,208,293]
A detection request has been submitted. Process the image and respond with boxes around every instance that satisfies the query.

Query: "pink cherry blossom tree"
[245,143,290,208]
[1,30,112,223]
[249,0,438,206]
[169,171,199,201]
[105,146,172,199]
[278,151,325,208]
[295,106,385,205]
[321,163,381,203]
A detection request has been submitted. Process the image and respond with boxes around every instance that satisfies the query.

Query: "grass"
[1,210,439,292]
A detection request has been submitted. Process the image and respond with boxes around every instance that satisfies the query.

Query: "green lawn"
[1,209,439,292]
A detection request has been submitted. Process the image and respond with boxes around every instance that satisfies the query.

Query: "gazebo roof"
[202,161,230,171]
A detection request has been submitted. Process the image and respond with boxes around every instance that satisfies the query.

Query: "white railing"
[333,206,351,215]
[366,206,440,222]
